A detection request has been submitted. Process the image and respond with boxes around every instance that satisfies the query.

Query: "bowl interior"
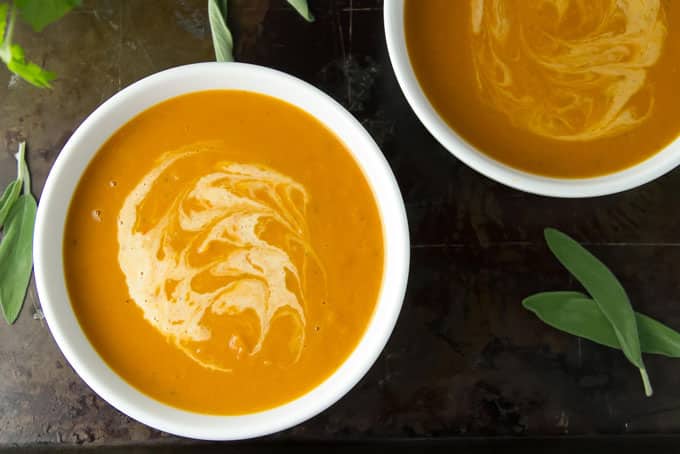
[383,0,680,197]
[33,62,409,440]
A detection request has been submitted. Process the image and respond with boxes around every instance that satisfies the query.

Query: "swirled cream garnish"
[470,0,668,141]
[117,146,323,371]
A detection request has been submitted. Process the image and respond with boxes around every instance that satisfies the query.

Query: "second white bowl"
[384,0,680,197]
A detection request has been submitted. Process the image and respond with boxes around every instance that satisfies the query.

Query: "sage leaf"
[5,44,56,88]
[286,0,314,22]
[636,311,680,357]
[208,0,234,62]
[523,292,680,357]
[0,142,36,324]
[15,0,81,32]
[0,180,21,227]
[207,0,312,63]
[544,228,651,396]
[0,7,57,88]
[0,194,37,324]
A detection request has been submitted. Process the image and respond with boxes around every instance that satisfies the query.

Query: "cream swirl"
[470,0,668,141]
[117,144,322,371]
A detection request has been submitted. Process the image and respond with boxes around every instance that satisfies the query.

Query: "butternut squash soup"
[405,0,680,177]
[63,90,384,414]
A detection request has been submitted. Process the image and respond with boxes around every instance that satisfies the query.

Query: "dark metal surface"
[2,0,680,448]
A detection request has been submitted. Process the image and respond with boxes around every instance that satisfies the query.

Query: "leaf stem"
[639,367,653,397]
[14,141,29,194]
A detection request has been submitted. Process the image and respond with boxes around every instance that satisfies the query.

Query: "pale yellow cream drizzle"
[470,0,667,141]
[117,145,322,372]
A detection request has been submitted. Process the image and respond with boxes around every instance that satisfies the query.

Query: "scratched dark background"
[2,0,680,451]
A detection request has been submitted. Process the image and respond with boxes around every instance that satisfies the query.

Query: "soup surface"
[63,90,384,414]
[405,0,680,177]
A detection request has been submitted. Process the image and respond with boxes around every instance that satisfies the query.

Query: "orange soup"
[63,90,384,414]
[405,0,680,177]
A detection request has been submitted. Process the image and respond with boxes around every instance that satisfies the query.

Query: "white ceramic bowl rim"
[33,62,410,440]
[384,0,680,198]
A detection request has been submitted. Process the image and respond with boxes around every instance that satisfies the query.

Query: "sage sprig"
[524,292,680,358]
[0,141,37,324]
[0,0,81,88]
[523,228,680,397]
[208,0,233,62]
[208,0,313,62]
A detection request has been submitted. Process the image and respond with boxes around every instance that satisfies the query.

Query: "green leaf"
[0,194,37,324]
[543,228,651,396]
[523,292,680,357]
[208,0,234,62]
[637,312,680,357]
[0,4,59,88]
[0,180,22,228]
[15,0,81,32]
[0,3,8,46]
[286,0,314,22]
[0,142,36,324]
[206,0,311,62]
[5,44,55,88]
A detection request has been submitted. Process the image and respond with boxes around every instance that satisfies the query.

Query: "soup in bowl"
[385,0,680,197]
[34,63,409,440]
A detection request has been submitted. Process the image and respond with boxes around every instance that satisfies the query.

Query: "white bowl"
[384,0,680,198]
[33,62,410,440]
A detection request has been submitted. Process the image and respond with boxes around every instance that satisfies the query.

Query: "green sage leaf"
[0,194,37,324]
[208,0,234,62]
[286,0,314,22]
[523,292,680,358]
[0,4,62,88]
[5,43,56,88]
[15,0,81,32]
[544,228,651,395]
